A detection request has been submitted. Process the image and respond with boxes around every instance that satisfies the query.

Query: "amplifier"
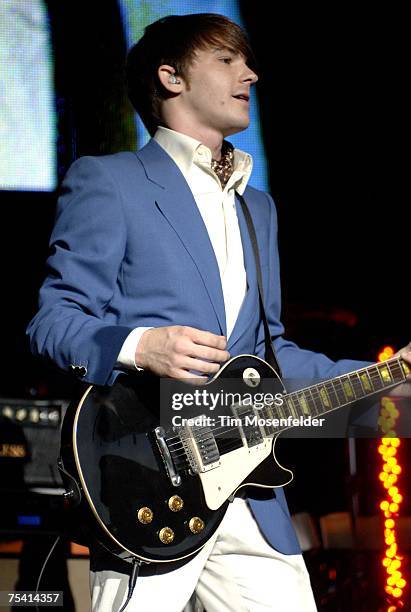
[0,398,68,488]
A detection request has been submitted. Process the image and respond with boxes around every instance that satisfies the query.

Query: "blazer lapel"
[135,140,227,335]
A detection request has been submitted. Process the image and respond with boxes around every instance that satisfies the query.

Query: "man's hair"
[126,13,257,136]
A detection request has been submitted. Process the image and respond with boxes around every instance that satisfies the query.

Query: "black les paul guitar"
[59,354,409,564]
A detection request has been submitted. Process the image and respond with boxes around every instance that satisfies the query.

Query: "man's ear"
[158,65,184,93]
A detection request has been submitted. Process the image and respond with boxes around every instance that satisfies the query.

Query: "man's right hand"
[135,326,230,379]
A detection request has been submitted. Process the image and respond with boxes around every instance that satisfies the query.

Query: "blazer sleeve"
[27,156,133,386]
[258,192,372,384]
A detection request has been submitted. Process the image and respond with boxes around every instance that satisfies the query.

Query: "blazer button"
[70,365,87,378]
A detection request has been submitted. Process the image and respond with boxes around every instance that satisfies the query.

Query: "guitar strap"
[236,192,283,378]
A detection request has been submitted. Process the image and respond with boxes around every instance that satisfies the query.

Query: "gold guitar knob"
[137,507,153,524]
[189,517,205,534]
[168,495,184,512]
[159,527,174,544]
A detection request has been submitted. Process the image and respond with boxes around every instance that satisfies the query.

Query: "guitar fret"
[326,381,340,409]
[286,395,300,418]
[361,368,375,392]
[306,388,319,416]
[276,401,286,420]
[297,392,310,416]
[316,385,332,412]
[380,363,393,384]
[387,359,404,383]
[294,394,305,417]
[401,359,410,377]
[340,375,355,402]
[313,385,330,414]
[369,365,385,390]
[333,379,347,406]
[350,372,365,398]
[309,386,323,415]
[285,397,295,419]
[331,380,342,405]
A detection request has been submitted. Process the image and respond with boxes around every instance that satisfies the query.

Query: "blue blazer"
[28,139,368,555]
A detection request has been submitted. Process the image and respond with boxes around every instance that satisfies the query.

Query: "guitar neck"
[263,357,410,431]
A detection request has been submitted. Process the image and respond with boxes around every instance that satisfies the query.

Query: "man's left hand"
[389,342,411,397]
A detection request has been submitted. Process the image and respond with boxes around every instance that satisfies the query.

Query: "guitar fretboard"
[259,357,409,435]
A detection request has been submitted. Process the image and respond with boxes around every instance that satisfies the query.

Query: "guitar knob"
[159,527,174,544]
[137,507,153,524]
[189,517,205,534]
[168,495,184,512]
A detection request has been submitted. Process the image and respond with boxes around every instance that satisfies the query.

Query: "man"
[27,13,411,612]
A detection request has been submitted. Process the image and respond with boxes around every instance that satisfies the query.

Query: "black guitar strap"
[236,192,283,378]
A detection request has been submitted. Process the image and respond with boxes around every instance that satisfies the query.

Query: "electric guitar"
[59,354,409,564]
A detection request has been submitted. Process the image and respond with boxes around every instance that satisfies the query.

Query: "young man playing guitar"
[28,13,411,612]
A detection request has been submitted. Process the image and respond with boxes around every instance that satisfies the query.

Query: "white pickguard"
[199,436,292,510]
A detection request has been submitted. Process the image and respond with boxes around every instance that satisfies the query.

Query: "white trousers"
[90,497,317,612]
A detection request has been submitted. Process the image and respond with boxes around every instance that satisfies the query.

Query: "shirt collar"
[153,126,253,193]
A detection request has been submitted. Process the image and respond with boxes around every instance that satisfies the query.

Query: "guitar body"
[60,355,293,563]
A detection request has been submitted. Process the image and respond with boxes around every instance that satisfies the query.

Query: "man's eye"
[220,57,232,64]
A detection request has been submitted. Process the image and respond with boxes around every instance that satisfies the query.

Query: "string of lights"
[377,346,406,610]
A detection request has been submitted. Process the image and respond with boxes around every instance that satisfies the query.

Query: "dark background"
[0,2,408,517]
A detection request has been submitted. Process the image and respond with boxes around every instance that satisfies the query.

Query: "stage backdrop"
[0,0,56,191]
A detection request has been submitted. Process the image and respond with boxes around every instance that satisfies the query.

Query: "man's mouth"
[232,94,250,102]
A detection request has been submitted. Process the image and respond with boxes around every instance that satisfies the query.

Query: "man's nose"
[242,65,258,84]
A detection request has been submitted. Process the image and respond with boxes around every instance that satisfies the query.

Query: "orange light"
[378,346,395,362]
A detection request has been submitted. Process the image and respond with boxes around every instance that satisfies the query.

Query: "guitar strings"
[161,358,405,457]
[164,374,405,458]
[164,358,404,450]
[165,367,403,446]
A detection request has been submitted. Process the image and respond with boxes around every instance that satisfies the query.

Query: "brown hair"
[126,13,257,136]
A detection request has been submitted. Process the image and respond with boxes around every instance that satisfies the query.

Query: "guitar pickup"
[175,422,220,473]
[232,404,265,449]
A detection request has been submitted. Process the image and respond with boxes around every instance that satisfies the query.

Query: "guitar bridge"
[176,422,220,474]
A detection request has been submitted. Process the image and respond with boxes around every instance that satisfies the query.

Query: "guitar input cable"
[33,535,141,612]
[118,558,143,612]
[34,535,61,612]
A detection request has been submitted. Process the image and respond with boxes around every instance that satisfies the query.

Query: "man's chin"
[224,121,250,137]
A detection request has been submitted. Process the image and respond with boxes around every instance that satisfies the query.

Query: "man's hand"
[395,342,411,378]
[135,326,230,379]
[389,342,411,398]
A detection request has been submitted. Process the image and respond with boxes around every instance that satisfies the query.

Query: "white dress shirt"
[117,126,253,369]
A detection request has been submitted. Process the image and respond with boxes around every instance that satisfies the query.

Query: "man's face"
[178,46,258,138]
